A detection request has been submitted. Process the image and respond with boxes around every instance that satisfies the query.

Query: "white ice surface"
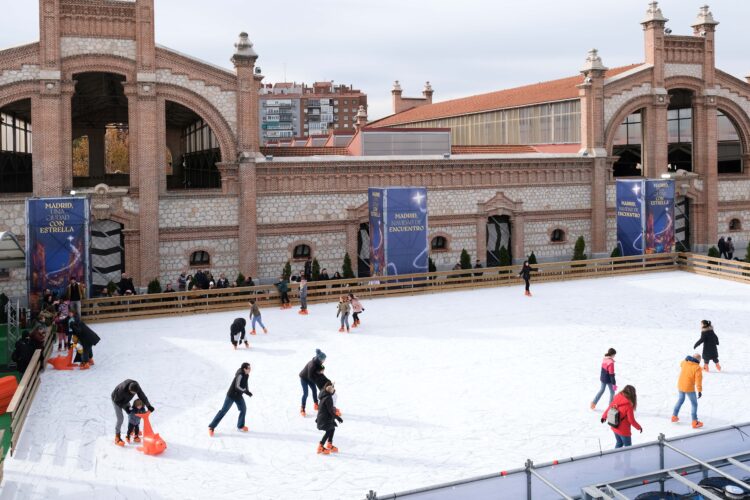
[1,272,749,500]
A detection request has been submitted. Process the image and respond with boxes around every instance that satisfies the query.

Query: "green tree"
[573,236,587,261]
[72,135,90,177]
[342,252,355,279]
[105,126,130,174]
[611,247,622,258]
[527,251,537,265]
[745,241,750,263]
[460,249,472,269]
[707,246,720,258]
[499,246,511,266]
[282,261,292,280]
[106,280,117,295]
[236,272,246,287]
[312,258,321,280]
[147,278,162,294]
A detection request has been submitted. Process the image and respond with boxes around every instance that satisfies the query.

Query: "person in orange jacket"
[671,353,703,428]
[600,385,642,448]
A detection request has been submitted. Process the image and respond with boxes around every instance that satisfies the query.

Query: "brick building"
[1,1,749,297]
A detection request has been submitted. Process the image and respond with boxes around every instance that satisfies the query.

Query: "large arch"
[716,97,750,159]
[604,95,652,155]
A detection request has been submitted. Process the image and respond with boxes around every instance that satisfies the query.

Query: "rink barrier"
[5,325,55,457]
[79,253,688,322]
[365,422,750,500]
[676,252,750,285]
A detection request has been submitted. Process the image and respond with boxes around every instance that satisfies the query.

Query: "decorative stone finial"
[357,105,367,119]
[233,32,258,59]
[692,5,718,27]
[392,80,402,92]
[423,81,432,92]
[581,49,608,74]
[642,1,668,24]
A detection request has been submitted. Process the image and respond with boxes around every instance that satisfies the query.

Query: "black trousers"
[281,291,290,304]
[320,428,335,444]
[524,278,530,291]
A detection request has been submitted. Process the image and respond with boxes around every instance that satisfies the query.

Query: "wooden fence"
[80,252,690,323]
[676,252,750,284]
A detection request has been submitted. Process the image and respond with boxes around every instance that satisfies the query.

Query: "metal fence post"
[658,432,665,493]
[525,459,533,500]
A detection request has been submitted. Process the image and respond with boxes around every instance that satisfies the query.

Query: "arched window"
[717,110,743,174]
[729,218,742,231]
[292,244,311,259]
[551,228,566,243]
[431,236,448,251]
[190,250,211,267]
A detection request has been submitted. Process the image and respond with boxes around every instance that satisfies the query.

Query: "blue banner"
[616,180,645,256]
[645,180,675,254]
[26,197,90,312]
[368,187,429,276]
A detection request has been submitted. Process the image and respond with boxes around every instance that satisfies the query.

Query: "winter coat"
[717,237,726,253]
[76,321,100,346]
[226,367,251,400]
[519,264,536,281]
[275,279,289,293]
[677,356,703,393]
[128,405,147,426]
[66,283,84,301]
[12,337,34,374]
[304,260,312,278]
[602,393,641,437]
[599,356,616,385]
[216,278,229,289]
[336,301,351,317]
[694,327,719,360]
[299,357,324,386]
[350,297,363,314]
[316,389,338,431]
[726,240,735,253]
[118,277,136,295]
[249,303,261,318]
[315,372,332,391]
[230,318,246,342]
[111,379,152,411]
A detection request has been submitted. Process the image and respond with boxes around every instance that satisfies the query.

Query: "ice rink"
[1,271,749,499]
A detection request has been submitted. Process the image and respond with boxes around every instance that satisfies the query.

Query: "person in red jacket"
[601,385,642,448]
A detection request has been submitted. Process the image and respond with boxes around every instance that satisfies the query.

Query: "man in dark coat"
[230,317,248,349]
[111,380,154,446]
[74,320,100,366]
[65,277,85,317]
[118,272,137,296]
[304,257,313,280]
[208,362,252,435]
[299,349,326,416]
[12,331,34,374]
[717,237,727,259]
[315,382,343,454]
[695,320,720,371]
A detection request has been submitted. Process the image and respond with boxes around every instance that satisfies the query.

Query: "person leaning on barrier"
[11,330,34,374]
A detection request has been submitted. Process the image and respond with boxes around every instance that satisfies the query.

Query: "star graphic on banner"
[632,184,641,196]
[413,191,425,206]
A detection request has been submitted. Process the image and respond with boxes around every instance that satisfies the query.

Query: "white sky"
[1,0,749,120]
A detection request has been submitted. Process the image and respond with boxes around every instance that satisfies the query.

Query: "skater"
[671,353,703,428]
[299,349,326,416]
[66,309,78,349]
[248,299,267,334]
[349,293,364,328]
[314,365,342,417]
[694,320,720,371]
[111,379,154,446]
[337,295,351,333]
[126,399,147,443]
[275,275,291,309]
[726,237,735,260]
[299,277,309,315]
[590,348,617,409]
[54,310,67,351]
[600,385,642,448]
[316,381,343,455]
[519,260,536,296]
[230,317,249,349]
[208,362,253,436]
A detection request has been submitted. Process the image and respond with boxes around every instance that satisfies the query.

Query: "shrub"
[106,280,118,295]
[342,252,355,279]
[147,278,162,294]
[707,246,720,258]
[236,272,246,287]
[573,236,587,261]
[282,261,292,280]
[312,258,321,280]
[610,247,622,258]
[499,246,511,266]
[460,249,472,270]
[745,241,750,263]
[528,251,537,265]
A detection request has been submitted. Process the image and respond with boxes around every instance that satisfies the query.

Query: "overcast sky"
[2,0,749,120]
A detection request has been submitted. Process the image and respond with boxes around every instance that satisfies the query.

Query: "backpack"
[606,404,621,427]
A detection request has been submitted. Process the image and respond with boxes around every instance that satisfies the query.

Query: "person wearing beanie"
[590,348,617,410]
[299,349,326,417]
[694,320,720,372]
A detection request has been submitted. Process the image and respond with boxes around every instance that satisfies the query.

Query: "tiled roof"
[371,64,641,127]
[259,147,350,157]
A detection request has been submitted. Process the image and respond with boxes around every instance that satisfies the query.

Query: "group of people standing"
[591,319,722,448]
[716,236,736,260]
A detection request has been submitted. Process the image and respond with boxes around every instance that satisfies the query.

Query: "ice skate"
[346,327,350,333]
[317,443,330,455]
[589,402,596,410]
[716,363,722,371]
[238,426,249,432]
[314,403,319,411]
[338,327,344,333]
[79,362,90,370]
[335,408,341,417]
[352,322,358,328]
[133,436,141,443]
[89,358,94,365]
[300,408,306,417]
[263,328,268,334]
[692,420,703,429]
[233,344,237,350]
[325,443,339,453]
[114,434,125,447]
[208,428,215,437]
[125,433,132,443]
[671,415,679,423]
[244,340,250,348]
[703,364,709,372]
[250,330,256,335]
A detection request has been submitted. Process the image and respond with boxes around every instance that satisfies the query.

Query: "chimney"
[422,81,434,104]
[391,80,403,114]
[355,105,368,130]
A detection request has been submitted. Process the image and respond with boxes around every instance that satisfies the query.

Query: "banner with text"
[26,197,90,312]
[616,180,645,256]
[368,187,429,276]
[645,179,675,254]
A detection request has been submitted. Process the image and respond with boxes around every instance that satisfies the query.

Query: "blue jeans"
[251,315,266,331]
[300,377,318,408]
[592,382,615,405]
[614,434,632,448]
[673,391,698,421]
[208,396,246,430]
[340,313,350,329]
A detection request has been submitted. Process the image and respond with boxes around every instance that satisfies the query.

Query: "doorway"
[487,215,512,266]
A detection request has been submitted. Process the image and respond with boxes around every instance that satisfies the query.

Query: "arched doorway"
[90,219,125,297]
[71,72,130,187]
[165,101,222,189]
[0,98,32,193]
[487,215,512,266]
[612,110,644,177]
[357,222,370,277]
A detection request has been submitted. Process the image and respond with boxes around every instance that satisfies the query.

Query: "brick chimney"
[391,80,435,114]
[422,81,434,104]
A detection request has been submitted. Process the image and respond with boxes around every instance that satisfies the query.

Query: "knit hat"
[315,349,327,362]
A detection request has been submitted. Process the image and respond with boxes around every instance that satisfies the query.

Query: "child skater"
[316,381,343,455]
[518,260,536,296]
[55,310,67,351]
[336,295,351,333]
[348,293,364,328]
[590,348,617,410]
[298,277,309,315]
[275,275,291,309]
[230,317,249,349]
[695,319,720,371]
[248,299,268,335]
[126,399,147,443]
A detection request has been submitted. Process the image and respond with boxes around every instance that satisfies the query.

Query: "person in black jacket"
[518,260,537,296]
[316,381,343,454]
[208,362,252,435]
[118,272,137,296]
[695,319,721,371]
[11,331,34,374]
[111,379,154,446]
[304,257,313,280]
[299,349,326,417]
[230,318,248,349]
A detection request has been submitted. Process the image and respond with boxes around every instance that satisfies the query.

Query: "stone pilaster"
[475,216,487,265]
[646,90,669,178]
[32,76,64,196]
[512,214,525,263]
[238,159,258,276]
[591,158,609,254]
[578,49,607,157]
[345,223,359,275]
[135,0,156,72]
[39,0,61,69]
